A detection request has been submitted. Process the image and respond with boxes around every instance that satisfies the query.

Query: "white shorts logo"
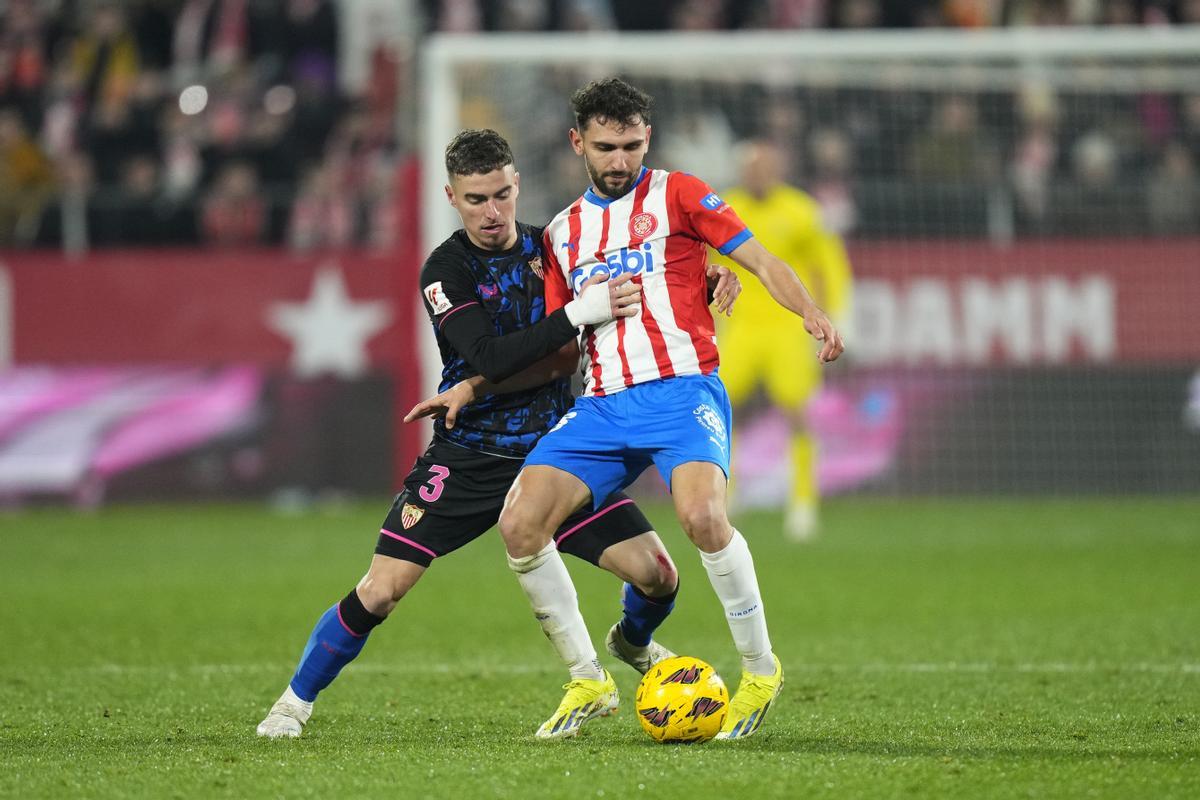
[423,281,453,315]
[548,411,577,435]
[693,404,726,443]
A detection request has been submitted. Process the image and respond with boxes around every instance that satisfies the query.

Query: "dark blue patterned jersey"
[418,222,581,458]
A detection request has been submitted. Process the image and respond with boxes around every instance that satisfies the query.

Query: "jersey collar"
[583,166,650,209]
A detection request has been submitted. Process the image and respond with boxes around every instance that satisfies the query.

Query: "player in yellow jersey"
[712,140,853,540]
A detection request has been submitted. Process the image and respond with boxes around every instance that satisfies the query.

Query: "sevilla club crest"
[400,503,425,530]
[629,212,658,239]
[528,255,544,279]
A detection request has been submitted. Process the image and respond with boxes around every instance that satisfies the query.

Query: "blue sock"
[618,581,677,647]
[289,591,382,702]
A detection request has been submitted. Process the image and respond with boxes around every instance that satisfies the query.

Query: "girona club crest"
[400,503,425,530]
[629,212,658,239]
[528,255,544,279]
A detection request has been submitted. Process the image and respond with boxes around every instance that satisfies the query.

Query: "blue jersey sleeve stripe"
[716,228,752,255]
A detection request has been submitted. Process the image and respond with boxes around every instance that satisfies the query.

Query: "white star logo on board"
[266,265,392,378]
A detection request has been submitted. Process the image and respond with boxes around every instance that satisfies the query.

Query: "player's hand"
[604,273,642,319]
[803,305,845,363]
[403,380,476,429]
[706,264,742,316]
[564,272,641,326]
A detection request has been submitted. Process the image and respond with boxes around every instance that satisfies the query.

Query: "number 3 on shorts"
[418,464,449,502]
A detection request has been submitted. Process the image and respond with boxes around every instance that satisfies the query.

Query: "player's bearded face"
[575,119,650,200]
[447,166,520,251]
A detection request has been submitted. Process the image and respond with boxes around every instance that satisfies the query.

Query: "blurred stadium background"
[1,2,1199,797]
[0,0,1197,505]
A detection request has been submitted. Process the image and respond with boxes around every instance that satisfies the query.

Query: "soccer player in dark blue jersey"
[257,129,740,739]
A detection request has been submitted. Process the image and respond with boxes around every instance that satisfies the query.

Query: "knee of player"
[498,505,545,556]
[496,505,521,542]
[676,501,730,548]
[356,575,408,618]
[637,549,678,596]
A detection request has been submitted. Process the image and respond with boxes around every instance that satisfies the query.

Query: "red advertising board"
[1,238,1197,491]
[845,239,1200,366]
[0,247,423,483]
[2,249,415,365]
[1,238,1197,500]
[5,239,1196,369]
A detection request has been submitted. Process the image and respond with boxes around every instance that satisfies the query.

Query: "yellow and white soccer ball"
[634,655,729,743]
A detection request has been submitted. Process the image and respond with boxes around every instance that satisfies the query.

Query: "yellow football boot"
[714,655,783,740]
[534,670,619,740]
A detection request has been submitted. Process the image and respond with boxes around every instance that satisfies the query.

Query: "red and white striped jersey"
[543,167,752,397]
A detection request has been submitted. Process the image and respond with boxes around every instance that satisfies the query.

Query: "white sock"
[699,528,776,676]
[508,542,604,681]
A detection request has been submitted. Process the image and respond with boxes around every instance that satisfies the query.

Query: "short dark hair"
[570,78,652,132]
[444,128,514,177]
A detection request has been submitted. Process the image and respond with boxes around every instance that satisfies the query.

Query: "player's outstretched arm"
[404,342,581,429]
[480,341,581,396]
[727,238,845,363]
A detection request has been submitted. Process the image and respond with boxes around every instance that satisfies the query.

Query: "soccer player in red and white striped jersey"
[499,78,844,741]
[541,161,743,396]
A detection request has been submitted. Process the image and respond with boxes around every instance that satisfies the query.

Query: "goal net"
[422,28,1200,497]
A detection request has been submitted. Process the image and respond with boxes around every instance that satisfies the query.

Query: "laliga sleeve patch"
[423,281,453,314]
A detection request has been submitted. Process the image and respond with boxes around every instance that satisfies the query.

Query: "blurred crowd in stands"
[484,67,1200,238]
[0,0,413,250]
[0,0,1197,251]
[635,81,1200,239]
[423,0,1200,31]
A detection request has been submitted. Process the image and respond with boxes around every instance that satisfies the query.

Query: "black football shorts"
[376,437,653,567]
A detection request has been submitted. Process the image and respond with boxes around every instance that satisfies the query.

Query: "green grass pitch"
[1,497,1197,798]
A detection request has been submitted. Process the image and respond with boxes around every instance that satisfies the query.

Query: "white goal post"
[416,28,1200,496]
[421,27,1200,255]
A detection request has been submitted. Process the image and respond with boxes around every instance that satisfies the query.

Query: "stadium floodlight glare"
[179,84,208,115]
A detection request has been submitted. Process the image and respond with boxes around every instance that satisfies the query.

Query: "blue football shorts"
[523,373,733,510]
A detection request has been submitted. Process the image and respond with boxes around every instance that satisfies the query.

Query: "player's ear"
[444,183,456,208]
[512,171,520,196]
[569,128,584,155]
[644,124,652,151]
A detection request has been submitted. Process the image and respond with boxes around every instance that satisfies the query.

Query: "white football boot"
[605,623,677,675]
[256,686,313,738]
